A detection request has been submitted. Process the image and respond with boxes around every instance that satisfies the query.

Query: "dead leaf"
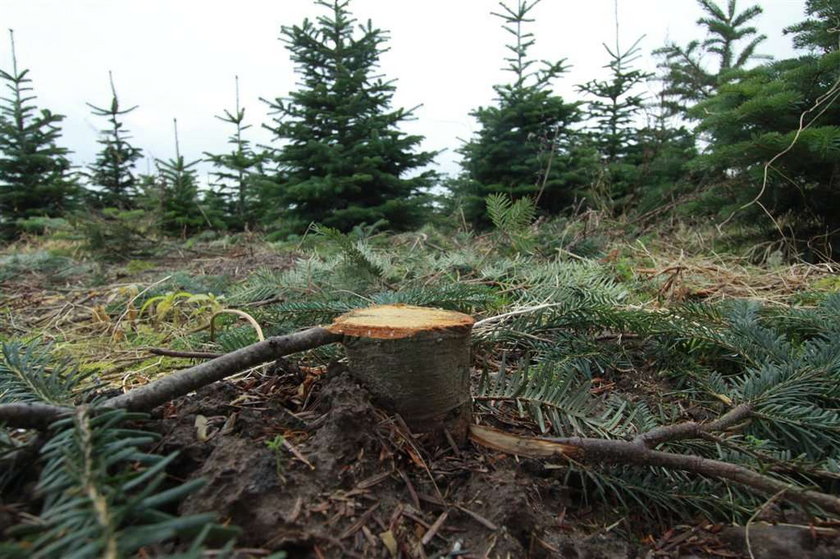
[91,305,110,323]
[379,530,398,557]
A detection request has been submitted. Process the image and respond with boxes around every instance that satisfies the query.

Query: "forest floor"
[2,221,840,558]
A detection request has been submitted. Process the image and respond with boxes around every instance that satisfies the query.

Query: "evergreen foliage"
[204,76,267,230]
[226,230,840,521]
[578,37,651,165]
[485,192,537,254]
[6,4,840,549]
[690,2,840,255]
[628,111,699,215]
[0,30,77,239]
[76,207,157,261]
[578,35,652,210]
[785,0,840,52]
[263,0,436,234]
[654,0,768,115]
[86,72,143,210]
[156,119,206,236]
[456,0,592,225]
[0,342,233,557]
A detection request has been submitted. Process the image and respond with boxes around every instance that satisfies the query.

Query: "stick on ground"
[0,327,341,428]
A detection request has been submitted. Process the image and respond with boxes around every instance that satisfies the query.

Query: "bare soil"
[145,361,840,558]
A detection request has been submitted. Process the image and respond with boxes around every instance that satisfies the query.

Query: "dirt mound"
[152,366,635,557]
[150,366,839,558]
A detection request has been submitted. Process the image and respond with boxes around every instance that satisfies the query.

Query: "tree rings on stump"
[328,304,474,444]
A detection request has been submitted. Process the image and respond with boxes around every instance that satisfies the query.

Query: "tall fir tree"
[577,15,652,211]
[456,0,593,225]
[0,30,77,238]
[263,0,437,234]
[156,119,205,236]
[578,38,651,165]
[690,1,840,257]
[654,0,768,115]
[86,72,143,209]
[204,76,267,230]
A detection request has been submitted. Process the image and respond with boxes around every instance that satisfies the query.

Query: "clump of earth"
[147,363,839,558]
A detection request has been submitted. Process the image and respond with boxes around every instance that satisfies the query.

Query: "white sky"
[1,0,807,181]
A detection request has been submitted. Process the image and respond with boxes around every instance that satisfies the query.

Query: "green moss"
[125,259,157,275]
[813,276,840,293]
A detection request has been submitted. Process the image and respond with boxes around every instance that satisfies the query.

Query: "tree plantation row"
[0,0,838,258]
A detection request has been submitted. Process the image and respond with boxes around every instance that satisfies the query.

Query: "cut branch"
[471,418,840,516]
[0,327,341,429]
[567,436,840,516]
[634,403,753,448]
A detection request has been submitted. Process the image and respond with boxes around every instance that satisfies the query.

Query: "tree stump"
[327,304,475,444]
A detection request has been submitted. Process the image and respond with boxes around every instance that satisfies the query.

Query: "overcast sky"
[2,0,807,181]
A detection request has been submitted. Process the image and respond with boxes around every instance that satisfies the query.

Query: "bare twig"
[421,509,449,546]
[473,303,562,330]
[0,402,71,430]
[146,348,222,359]
[634,403,753,448]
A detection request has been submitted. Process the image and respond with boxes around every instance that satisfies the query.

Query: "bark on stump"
[327,304,474,444]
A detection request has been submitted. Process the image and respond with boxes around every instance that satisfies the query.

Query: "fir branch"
[0,342,92,406]
[473,419,840,515]
[5,406,231,558]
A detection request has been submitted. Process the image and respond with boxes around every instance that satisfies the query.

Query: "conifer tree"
[156,119,205,235]
[630,92,698,214]
[654,0,768,115]
[691,1,840,256]
[0,30,77,238]
[578,38,650,165]
[577,27,652,210]
[86,72,143,209]
[785,0,840,53]
[204,76,266,230]
[264,0,436,234]
[456,0,592,225]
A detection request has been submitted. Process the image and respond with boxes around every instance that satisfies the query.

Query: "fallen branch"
[0,327,341,429]
[107,327,340,410]
[568,436,840,516]
[470,412,840,516]
[0,402,70,431]
[634,403,753,448]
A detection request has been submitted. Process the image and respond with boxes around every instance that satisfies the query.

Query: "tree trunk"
[328,304,474,444]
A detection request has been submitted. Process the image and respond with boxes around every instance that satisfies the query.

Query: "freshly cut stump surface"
[328,304,475,443]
